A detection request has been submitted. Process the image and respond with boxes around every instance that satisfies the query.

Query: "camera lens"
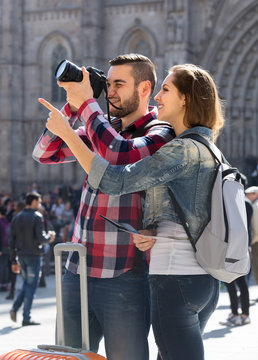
[55,59,83,82]
[55,60,68,79]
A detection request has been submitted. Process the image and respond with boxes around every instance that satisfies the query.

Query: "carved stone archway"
[201,1,258,171]
[118,20,158,60]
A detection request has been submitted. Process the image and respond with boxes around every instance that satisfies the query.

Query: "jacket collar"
[177,126,213,142]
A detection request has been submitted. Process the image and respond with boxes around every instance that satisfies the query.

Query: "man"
[33,54,174,360]
[0,206,11,291]
[245,186,258,292]
[9,192,55,326]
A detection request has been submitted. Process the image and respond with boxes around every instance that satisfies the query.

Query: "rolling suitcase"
[0,242,107,360]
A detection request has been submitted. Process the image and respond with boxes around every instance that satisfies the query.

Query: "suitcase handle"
[54,243,89,351]
[38,344,81,353]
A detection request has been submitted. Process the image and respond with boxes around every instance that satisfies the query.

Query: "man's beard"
[109,87,140,118]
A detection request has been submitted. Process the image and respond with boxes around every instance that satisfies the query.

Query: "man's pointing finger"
[38,98,58,113]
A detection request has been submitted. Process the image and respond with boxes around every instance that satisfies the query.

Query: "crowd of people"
[0,183,81,298]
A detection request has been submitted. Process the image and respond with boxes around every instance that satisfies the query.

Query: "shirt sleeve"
[79,99,175,165]
[32,103,93,164]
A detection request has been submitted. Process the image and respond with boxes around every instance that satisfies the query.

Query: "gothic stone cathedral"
[0,0,257,194]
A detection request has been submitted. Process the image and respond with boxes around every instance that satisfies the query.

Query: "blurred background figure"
[220,174,253,326]
[5,201,25,300]
[9,192,55,326]
[38,205,55,287]
[250,162,258,186]
[60,201,74,243]
[0,206,11,292]
[245,186,258,301]
[50,196,65,241]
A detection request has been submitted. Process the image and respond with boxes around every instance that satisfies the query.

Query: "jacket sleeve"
[32,103,93,164]
[78,99,174,165]
[88,139,188,195]
[34,213,50,245]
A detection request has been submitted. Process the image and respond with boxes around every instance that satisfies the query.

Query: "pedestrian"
[5,201,25,300]
[9,192,55,326]
[38,205,55,286]
[37,63,223,360]
[0,206,11,292]
[245,186,258,299]
[50,197,65,240]
[33,54,174,359]
[219,177,253,326]
[60,201,74,243]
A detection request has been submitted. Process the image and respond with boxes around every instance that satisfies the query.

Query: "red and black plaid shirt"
[33,99,174,277]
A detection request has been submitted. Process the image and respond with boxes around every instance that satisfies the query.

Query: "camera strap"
[101,83,123,124]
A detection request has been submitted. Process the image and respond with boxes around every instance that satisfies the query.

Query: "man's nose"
[107,86,117,98]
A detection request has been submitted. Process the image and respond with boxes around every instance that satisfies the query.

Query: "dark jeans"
[62,269,150,360]
[12,256,42,322]
[149,274,219,360]
[224,276,250,315]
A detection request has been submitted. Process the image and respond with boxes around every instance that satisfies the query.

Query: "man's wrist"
[58,121,75,143]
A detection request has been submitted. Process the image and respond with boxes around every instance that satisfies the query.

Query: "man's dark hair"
[109,53,157,96]
[25,192,41,206]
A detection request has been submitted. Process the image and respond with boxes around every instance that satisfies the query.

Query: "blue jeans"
[149,274,219,360]
[12,256,42,322]
[62,269,150,360]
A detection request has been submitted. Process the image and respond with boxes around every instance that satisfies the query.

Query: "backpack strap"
[167,132,222,252]
[132,119,174,139]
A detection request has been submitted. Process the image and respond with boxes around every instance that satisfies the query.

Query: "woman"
[39,64,224,360]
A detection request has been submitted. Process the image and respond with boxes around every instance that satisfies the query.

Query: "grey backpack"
[168,133,250,283]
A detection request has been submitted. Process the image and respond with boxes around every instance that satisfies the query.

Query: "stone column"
[164,0,189,69]
[80,0,105,69]
[0,0,24,193]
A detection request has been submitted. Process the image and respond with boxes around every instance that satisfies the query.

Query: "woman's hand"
[133,231,156,252]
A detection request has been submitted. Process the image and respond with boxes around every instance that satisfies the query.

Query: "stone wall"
[0,0,257,194]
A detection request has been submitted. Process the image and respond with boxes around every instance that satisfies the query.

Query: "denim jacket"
[88,126,216,240]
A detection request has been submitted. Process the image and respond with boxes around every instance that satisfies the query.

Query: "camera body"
[55,59,106,98]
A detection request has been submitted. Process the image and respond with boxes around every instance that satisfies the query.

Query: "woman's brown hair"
[169,64,225,141]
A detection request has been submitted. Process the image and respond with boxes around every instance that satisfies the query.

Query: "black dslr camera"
[55,59,106,99]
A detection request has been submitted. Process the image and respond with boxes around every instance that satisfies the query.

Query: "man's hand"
[11,263,21,274]
[38,98,71,139]
[38,95,96,175]
[58,67,94,110]
[48,230,56,243]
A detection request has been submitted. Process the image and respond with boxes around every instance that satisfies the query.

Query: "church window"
[133,39,152,58]
[51,45,67,102]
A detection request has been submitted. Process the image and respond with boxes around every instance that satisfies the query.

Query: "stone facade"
[0,0,257,194]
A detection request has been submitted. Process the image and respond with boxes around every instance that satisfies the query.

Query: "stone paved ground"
[0,274,257,359]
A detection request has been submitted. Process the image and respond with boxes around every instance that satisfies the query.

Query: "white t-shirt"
[149,220,207,275]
